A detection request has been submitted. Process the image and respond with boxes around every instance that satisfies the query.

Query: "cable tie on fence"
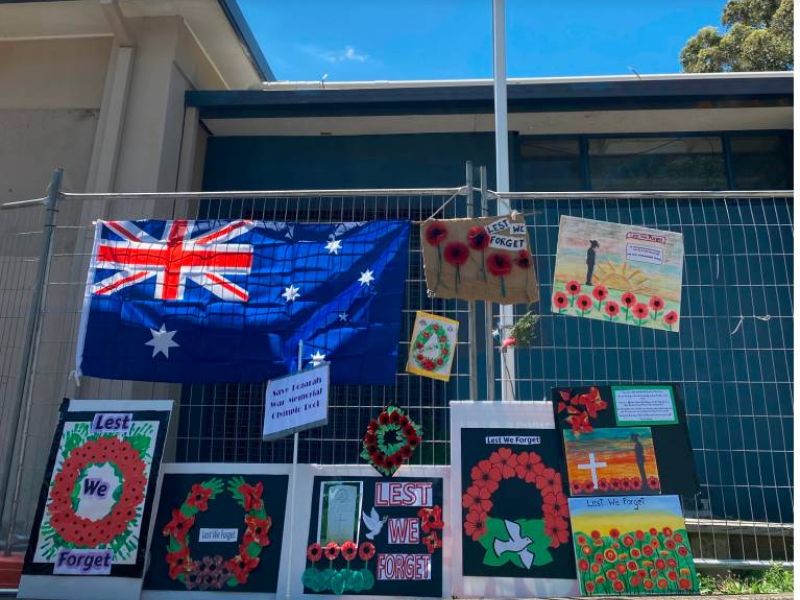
[730,314,772,336]
[418,186,466,223]
[69,369,80,387]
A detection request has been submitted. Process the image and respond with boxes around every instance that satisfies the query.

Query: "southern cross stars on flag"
[76,219,410,385]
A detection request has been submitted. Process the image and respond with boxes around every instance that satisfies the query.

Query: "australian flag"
[76,219,410,385]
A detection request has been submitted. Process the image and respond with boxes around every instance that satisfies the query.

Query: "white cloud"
[300,44,370,63]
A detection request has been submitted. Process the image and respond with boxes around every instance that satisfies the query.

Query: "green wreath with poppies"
[163,477,271,590]
[360,406,423,477]
[39,423,153,561]
[411,322,452,372]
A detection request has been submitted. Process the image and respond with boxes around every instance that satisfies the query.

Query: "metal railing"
[0,168,792,571]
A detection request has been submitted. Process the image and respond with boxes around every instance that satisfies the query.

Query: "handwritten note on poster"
[612,386,678,425]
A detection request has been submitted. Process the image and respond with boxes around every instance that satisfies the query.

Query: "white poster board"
[262,364,329,440]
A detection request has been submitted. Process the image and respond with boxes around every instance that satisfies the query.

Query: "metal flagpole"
[492,0,516,401]
[284,340,302,599]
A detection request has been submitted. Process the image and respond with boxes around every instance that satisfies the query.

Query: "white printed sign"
[485,217,510,235]
[262,364,329,440]
[374,481,433,507]
[626,243,664,265]
[53,549,113,576]
[376,554,432,580]
[510,223,527,236]
[198,528,238,543]
[489,234,526,250]
[387,518,420,544]
[613,386,678,425]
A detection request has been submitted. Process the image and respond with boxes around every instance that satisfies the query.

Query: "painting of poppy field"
[552,215,683,332]
[568,495,699,595]
[563,427,661,496]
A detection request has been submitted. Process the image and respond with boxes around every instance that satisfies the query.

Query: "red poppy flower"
[662,526,673,536]
[379,412,390,425]
[486,253,512,276]
[514,450,542,482]
[604,301,620,317]
[443,241,469,266]
[657,578,669,590]
[644,579,655,590]
[674,532,684,542]
[407,432,420,447]
[340,540,358,561]
[571,481,582,494]
[591,529,601,539]
[389,410,401,424]
[464,509,487,541]
[566,280,581,295]
[621,477,631,490]
[244,515,272,546]
[228,553,259,584]
[631,548,641,558]
[621,291,637,307]
[607,569,618,580]
[471,459,501,492]
[622,534,634,547]
[576,294,593,311]
[655,558,666,569]
[358,541,376,561]
[187,483,213,511]
[679,577,693,590]
[663,310,679,326]
[609,528,620,539]
[515,249,532,269]
[238,481,264,511]
[632,303,649,319]
[322,542,341,561]
[585,581,596,593]
[616,563,627,574]
[422,530,442,553]
[543,492,570,520]
[535,466,558,490]
[553,291,569,309]
[582,480,594,493]
[462,485,492,512]
[163,508,195,540]
[307,543,323,562]
[649,295,665,311]
[424,221,448,246]
[578,559,590,572]
[612,580,624,592]
[678,545,689,557]
[489,447,518,479]
[592,285,608,301]
[166,546,191,579]
[631,476,642,489]
[649,527,658,535]
[665,538,676,550]
[544,521,570,546]
[417,505,444,533]
[467,225,490,250]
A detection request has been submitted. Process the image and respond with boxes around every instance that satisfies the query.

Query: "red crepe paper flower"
[489,447,518,478]
[467,225,490,250]
[358,541,376,561]
[163,508,195,540]
[187,483,213,511]
[444,241,469,265]
[228,554,259,584]
[244,515,271,546]
[323,542,340,561]
[576,294,593,312]
[632,303,649,320]
[462,485,493,512]
[167,546,192,579]
[544,519,570,546]
[621,291,637,307]
[422,530,442,554]
[424,221,448,246]
[237,481,264,511]
[604,300,620,318]
[470,459,501,492]
[306,543,323,562]
[592,285,608,302]
[340,540,358,561]
[649,295,665,312]
[464,509,487,541]
[566,280,581,295]
[486,253,512,276]
[417,505,444,533]
[553,291,569,310]
[514,451,542,483]
[515,249,532,269]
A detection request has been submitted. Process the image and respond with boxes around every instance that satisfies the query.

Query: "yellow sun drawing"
[592,261,651,293]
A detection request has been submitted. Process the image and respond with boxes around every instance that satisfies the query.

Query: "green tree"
[680,0,793,72]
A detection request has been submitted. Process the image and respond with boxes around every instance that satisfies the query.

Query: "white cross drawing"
[577,452,607,490]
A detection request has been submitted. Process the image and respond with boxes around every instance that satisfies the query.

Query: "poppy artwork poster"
[568,495,699,595]
[459,428,576,580]
[551,215,683,332]
[142,470,288,596]
[406,311,459,382]
[420,215,539,304]
[302,476,445,597]
[19,399,172,600]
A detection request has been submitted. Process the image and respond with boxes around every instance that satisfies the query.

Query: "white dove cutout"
[361,507,387,540]
[493,519,535,569]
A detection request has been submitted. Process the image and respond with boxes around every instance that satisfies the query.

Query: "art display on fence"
[551,216,683,332]
[568,495,699,595]
[143,471,288,595]
[421,215,539,304]
[302,476,444,597]
[76,219,410,386]
[563,427,660,496]
[18,399,171,600]
[361,406,423,477]
[406,311,459,381]
[459,428,576,580]
[552,385,698,496]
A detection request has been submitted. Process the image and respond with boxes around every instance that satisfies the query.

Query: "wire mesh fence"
[0,181,792,569]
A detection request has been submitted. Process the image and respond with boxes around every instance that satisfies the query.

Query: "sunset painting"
[551,216,684,332]
[563,427,660,496]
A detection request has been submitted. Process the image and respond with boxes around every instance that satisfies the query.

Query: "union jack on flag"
[76,219,410,385]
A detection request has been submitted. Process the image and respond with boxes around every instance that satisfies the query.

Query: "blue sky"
[238,1,725,81]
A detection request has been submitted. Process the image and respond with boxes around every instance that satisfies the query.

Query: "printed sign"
[303,476,444,597]
[551,215,683,332]
[612,386,678,425]
[262,363,329,440]
[489,234,527,250]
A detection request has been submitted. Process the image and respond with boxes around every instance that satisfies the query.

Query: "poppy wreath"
[361,406,422,477]
[462,448,570,569]
[47,436,147,553]
[163,476,271,590]
[411,321,451,373]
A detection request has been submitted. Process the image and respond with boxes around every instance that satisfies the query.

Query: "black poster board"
[303,475,444,597]
[143,472,288,594]
[459,428,576,580]
[551,384,699,497]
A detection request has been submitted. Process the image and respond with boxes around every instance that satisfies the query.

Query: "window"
[589,136,727,191]
[729,134,792,190]
[516,138,583,191]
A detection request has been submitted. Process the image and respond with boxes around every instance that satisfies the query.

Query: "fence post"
[465,162,480,401]
[479,167,496,400]
[1,168,63,554]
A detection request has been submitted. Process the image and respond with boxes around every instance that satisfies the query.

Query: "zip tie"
[421,186,467,223]
[730,314,772,336]
[716,254,720,279]
[69,369,81,387]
